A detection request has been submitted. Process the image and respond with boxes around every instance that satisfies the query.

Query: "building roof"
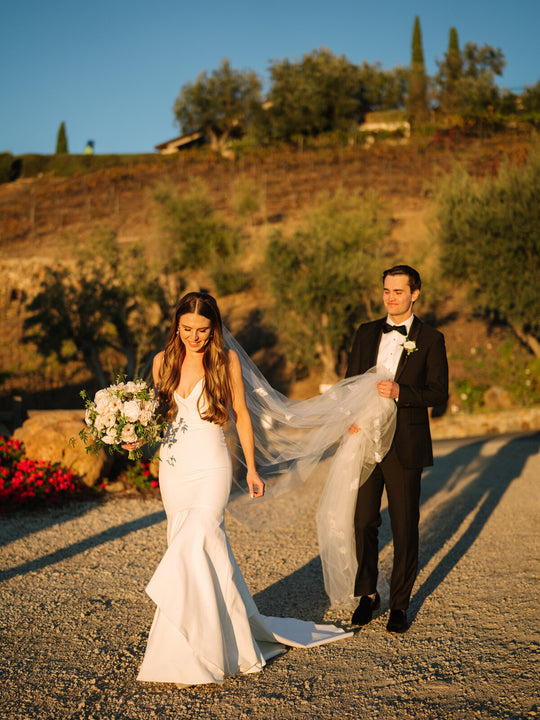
[154,131,204,153]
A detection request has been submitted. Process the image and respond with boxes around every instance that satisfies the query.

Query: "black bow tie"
[382,322,407,336]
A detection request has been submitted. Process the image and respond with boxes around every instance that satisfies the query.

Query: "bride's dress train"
[137,380,352,686]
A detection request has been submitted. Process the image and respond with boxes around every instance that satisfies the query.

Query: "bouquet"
[80,378,166,459]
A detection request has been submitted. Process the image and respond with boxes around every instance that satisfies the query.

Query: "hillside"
[0,132,529,252]
[0,130,537,415]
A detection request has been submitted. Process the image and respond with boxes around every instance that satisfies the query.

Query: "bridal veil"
[223,329,396,606]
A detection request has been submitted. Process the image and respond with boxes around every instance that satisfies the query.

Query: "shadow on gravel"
[409,431,540,621]
[0,500,98,547]
[251,432,539,626]
[253,556,330,623]
[0,510,165,582]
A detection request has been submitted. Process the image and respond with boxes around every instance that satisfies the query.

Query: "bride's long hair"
[157,292,231,425]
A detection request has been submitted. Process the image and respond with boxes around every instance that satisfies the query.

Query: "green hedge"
[0,153,174,183]
[0,153,15,183]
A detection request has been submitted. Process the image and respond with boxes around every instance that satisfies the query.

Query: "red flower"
[0,435,83,508]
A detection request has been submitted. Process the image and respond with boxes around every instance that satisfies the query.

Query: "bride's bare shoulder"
[227,348,241,363]
[227,348,242,374]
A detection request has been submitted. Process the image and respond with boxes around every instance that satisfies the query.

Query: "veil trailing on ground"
[223,328,396,606]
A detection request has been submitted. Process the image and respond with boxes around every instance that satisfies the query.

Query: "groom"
[346,265,448,633]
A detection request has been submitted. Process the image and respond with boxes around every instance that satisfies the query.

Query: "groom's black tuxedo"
[346,315,448,610]
[347,316,449,468]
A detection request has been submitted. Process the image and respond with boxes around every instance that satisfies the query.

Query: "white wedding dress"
[137,379,352,686]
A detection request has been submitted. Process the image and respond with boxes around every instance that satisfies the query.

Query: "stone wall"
[430,406,540,439]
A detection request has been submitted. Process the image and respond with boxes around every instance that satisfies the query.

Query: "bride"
[130,291,396,686]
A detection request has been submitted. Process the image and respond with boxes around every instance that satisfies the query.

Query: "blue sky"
[1,0,539,155]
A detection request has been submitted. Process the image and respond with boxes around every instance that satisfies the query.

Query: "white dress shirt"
[376,315,414,379]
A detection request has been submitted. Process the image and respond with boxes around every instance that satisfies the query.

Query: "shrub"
[210,266,252,296]
[151,178,240,274]
[230,176,262,220]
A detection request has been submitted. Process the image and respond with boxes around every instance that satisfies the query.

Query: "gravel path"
[1,432,539,720]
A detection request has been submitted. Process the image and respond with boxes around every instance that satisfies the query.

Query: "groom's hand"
[377,380,399,400]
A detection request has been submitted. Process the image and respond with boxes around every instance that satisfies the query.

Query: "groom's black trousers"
[353,445,422,611]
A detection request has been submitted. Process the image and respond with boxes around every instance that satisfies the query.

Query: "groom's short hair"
[383,265,421,293]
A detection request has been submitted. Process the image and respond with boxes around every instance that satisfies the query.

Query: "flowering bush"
[80,378,165,459]
[0,437,83,509]
[124,458,159,492]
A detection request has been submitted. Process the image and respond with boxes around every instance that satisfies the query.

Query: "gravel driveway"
[1,432,539,720]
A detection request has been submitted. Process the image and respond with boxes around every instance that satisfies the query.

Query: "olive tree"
[436,144,540,356]
[24,230,176,385]
[265,48,364,141]
[174,59,261,154]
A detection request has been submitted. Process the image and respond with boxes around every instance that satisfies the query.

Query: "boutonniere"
[401,337,418,357]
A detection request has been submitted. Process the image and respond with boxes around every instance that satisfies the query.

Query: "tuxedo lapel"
[395,317,421,382]
[370,320,386,367]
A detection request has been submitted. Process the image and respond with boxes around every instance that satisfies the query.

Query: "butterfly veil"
[223,328,396,606]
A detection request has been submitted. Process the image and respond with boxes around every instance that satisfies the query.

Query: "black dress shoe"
[386,609,408,633]
[351,592,380,626]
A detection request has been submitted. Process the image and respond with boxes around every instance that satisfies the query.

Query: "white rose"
[139,408,153,426]
[123,400,141,422]
[95,410,116,432]
[94,389,111,411]
[104,410,119,428]
[404,340,416,351]
[102,432,117,444]
[124,381,137,393]
[108,397,123,412]
[121,424,138,443]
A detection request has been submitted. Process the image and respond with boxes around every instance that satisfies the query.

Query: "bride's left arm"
[228,349,265,498]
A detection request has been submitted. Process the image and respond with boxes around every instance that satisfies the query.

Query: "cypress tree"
[448,27,460,58]
[407,16,429,123]
[443,27,463,114]
[55,122,68,154]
